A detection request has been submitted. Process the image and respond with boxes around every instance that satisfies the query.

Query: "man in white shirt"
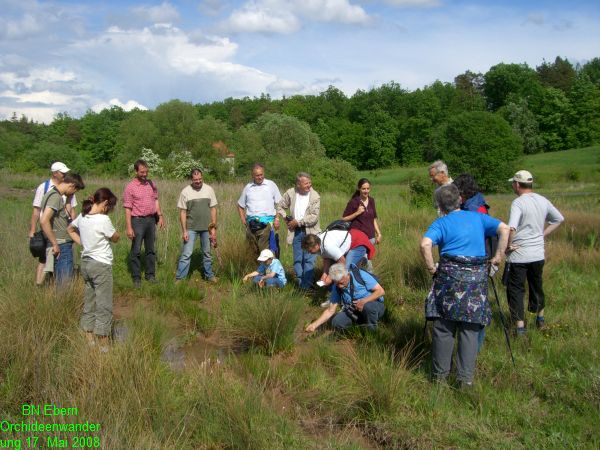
[277,172,321,289]
[237,163,282,255]
[505,170,564,335]
[29,162,78,285]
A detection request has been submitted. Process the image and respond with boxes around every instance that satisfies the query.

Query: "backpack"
[336,264,380,303]
[322,219,351,248]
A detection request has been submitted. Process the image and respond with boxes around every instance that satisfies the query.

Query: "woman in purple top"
[342,178,382,244]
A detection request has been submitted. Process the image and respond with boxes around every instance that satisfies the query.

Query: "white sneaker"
[320,300,330,308]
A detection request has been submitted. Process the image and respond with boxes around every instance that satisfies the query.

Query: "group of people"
[29,158,564,385]
[423,161,564,386]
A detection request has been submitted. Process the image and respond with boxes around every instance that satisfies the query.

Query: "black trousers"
[130,216,156,281]
[505,260,545,323]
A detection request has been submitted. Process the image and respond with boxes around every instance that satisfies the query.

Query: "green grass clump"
[221,288,304,355]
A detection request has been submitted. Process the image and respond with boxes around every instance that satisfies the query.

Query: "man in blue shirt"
[305,263,385,332]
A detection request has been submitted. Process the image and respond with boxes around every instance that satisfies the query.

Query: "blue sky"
[1,0,599,123]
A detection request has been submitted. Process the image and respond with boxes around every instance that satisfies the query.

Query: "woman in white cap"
[242,249,287,288]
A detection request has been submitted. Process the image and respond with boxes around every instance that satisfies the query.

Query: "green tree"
[434,111,522,192]
[580,57,600,87]
[566,74,600,147]
[498,97,545,154]
[78,106,127,165]
[361,105,398,169]
[116,111,160,174]
[536,56,576,93]
[484,63,542,110]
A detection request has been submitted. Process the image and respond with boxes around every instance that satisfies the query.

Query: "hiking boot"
[146,277,158,284]
[515,327,527,337]
[207,277,219,284]
[133,279,142,289]
[536,316,546,330]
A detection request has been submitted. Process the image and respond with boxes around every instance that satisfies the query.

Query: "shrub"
[221,289,303,355]
[433,111,523,192]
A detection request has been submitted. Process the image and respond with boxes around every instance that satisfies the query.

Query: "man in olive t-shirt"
[175,169,218,282]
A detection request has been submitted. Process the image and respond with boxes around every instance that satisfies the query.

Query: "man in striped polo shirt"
[175,168,218,283]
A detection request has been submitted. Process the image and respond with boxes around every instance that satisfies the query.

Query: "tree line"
[1,56,599,191]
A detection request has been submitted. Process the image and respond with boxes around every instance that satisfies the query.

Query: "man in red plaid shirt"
[123,159,165,288]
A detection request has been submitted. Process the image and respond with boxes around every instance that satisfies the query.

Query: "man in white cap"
[29,162,78,285]
[505,170,564,335]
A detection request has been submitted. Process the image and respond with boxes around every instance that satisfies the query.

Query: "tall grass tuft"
[221,289,303,355]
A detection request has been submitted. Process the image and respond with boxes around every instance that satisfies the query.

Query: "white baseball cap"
[50,162,70,173]
[257,249,275,261]
[508,170,533,183]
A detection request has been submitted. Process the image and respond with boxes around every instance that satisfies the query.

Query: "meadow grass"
[1,146,599,448]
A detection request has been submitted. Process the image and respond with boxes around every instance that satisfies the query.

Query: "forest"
[1,56,599,191]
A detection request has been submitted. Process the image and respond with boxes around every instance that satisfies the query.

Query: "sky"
[1,0,599,123]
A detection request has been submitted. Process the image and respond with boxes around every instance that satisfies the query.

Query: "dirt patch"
[0,186,31,200]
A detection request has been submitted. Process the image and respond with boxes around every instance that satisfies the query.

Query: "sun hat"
[50,162,70,173]
[508,170,533,183]
[257,249,274,261]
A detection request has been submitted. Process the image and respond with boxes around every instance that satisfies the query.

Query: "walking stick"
[489,269,516,367]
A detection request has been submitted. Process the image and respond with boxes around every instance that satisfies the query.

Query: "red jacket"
[349,229,376,260]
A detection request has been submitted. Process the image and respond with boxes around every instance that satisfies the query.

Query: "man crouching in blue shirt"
[305,263,385,333]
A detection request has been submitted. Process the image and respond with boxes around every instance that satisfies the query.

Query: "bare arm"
[237,205,247,226]
[110,231,120,243]
[420,237,436,274]
[156,199,165,229]
[490,223,510,265]
[342,204,365,221]
[30,207,41,237]
[305,303,338,333]
[40,207,60,257]
[66,224,81,246]
[544,222,562,237]
[353,283,385,311]
[243,271,260,282]
[373,218,382,244]
[179,208,188,242]
[125,208,134,240]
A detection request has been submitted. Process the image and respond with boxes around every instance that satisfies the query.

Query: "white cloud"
[198,0,226,16]
[91,98,148,112]
[131,2,180,24]
[0,105,60,124]
[226,3,300,33]
[376,0,441,6]
[223,0,370,34]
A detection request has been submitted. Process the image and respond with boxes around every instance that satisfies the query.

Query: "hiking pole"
[488,269,515,367]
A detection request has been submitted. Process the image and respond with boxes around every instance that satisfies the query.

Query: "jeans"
[252,275,285,288]
[506,260,545,323]
[80,257,113,336]
[292,228,316,289]
[331,301,385,332]
[130,216,156,281]
[55,242,74,287]
[175,230,214,280]
[431,318,480,383]
[345,245,367,269]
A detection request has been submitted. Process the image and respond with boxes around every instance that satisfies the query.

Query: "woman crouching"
[420,184,509,387]
[68,188,119,352]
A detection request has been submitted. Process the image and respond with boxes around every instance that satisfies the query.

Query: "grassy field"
[0,146,599,449]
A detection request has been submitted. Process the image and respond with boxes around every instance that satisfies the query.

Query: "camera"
[284,215,293,222]
[343,304,359,322]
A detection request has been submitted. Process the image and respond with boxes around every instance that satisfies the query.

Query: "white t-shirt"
[317,229,351,262]
[32,179,77,208]
[71,214,116,265]
[507,193,564,263]
[293,192,310,221]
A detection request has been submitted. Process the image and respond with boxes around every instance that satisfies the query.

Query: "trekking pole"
[488,268,515,367]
